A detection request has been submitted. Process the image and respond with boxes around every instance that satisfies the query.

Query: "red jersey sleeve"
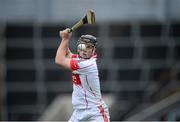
[70,60,79,70]
[70,54,79,70]
[71,54,78,58]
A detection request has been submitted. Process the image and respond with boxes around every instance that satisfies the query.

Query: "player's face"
[78,43,95,59]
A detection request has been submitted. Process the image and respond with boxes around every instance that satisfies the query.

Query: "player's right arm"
[55,28,72,69]
[66,48,73,58]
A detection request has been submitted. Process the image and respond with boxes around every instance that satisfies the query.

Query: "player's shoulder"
[71,54,78,58]
[92,53,97,58]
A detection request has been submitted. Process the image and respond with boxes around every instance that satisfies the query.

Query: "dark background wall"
[0,0,180,121]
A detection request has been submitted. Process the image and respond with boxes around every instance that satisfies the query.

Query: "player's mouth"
[82,53,87,57]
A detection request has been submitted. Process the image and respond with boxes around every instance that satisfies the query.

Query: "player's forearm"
[55,39,69,64]
[55,28,72,67]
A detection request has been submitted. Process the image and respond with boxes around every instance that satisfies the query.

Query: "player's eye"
[86,45,93,49]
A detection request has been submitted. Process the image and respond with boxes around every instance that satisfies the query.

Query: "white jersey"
[70,54,107,110]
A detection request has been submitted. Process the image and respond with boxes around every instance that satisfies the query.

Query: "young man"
[55,28,110,122]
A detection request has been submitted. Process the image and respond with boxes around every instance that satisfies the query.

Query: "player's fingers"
[66,28,71,33]
[66,28,70,33]
[59,31,63,37]
[67,28,72,37]
[59,28,67,37]
[59,28,72,39]
[60,28,69,35]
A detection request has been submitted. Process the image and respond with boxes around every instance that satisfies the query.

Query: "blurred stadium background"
[0,0,180,121]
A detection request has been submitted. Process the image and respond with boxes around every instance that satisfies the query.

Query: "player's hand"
[59,28,72,40]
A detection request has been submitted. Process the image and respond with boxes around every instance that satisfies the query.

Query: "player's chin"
[82,55,88,59]
[81,54,90,59]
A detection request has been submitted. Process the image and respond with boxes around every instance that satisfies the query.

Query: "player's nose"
[82,50,87,53]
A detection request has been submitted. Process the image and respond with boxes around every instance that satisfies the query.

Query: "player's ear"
[92,47,96,54]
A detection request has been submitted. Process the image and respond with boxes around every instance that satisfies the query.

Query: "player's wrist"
[61,38,70,41]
